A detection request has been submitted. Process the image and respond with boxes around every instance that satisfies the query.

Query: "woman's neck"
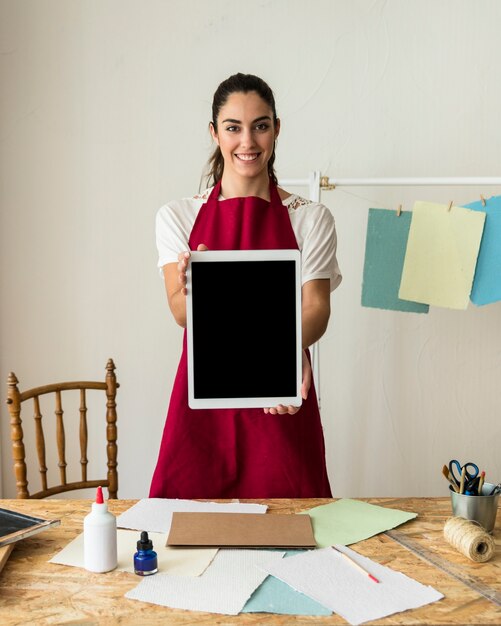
[219,173,270,200]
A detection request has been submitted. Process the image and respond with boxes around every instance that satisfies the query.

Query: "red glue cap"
[96,486,104,504]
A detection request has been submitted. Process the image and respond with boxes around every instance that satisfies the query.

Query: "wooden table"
[0,498,499,625]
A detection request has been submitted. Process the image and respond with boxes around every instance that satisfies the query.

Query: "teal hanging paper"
[361,209,429,313]
[242,551,331,616]
[464,196,501,306]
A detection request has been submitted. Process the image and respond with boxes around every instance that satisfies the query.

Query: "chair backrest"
[6,358,118,499]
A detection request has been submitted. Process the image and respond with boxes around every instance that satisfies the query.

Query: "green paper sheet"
[306,499,417,548]
[399,201,485,309]
[361,208,429,313]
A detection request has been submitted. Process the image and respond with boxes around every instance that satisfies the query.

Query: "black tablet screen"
[191,260,297,399]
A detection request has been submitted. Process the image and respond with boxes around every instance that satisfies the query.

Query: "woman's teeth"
[236,153,259,161]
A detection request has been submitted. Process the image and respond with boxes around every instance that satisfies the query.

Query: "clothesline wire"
[279,173,501,204]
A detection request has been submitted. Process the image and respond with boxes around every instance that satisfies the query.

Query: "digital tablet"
[186,249,302,409]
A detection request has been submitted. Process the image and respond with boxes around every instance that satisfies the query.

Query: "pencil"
[459,466,466,494]
[477,471,485,495]
[332,546,380,583]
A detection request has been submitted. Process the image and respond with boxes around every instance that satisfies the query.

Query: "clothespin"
[320,176,336,190]
[396,204,402,217]
[480,194,486,207]
[447,201,453,212]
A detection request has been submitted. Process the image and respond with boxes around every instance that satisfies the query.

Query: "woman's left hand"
[263,350,311,415]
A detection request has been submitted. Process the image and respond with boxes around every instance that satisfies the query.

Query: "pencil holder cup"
[450,483,500,533]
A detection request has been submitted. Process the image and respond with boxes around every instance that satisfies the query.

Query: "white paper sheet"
[49,529,217,576]
[116,498,267,533]
[259,546,443,625]
[125,549,284,615]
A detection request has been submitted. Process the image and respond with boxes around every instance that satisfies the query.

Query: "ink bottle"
[134,531,158,576]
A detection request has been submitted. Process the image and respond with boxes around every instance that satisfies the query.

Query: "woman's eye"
[255,124,269,131]
[225,126,238,132]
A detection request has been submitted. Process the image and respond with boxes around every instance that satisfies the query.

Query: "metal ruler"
[385,529,501,607]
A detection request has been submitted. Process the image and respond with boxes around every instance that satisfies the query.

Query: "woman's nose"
[239,127,255,148]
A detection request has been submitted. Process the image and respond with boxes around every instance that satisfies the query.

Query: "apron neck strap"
[207,178,282,206]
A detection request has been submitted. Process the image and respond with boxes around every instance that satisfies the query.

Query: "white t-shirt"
[156,188,342,291]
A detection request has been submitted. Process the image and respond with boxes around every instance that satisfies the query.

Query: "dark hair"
[204,73,279,187]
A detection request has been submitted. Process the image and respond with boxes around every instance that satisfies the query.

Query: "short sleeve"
[301,206,342,292]
[155,203,191,275]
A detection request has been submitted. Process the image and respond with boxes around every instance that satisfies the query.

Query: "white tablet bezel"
[186,249,302,409]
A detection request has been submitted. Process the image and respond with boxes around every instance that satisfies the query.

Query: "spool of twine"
[443,517,495,562]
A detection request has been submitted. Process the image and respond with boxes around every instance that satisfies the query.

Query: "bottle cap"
[137,530,153,551]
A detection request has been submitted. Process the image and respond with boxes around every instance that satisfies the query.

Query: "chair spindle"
[55,390,67,485]
[105,358,118,498]
[79,388,88,482]
[33,395,48,492]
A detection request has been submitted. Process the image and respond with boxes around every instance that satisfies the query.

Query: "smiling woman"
[211,94,277,188]
[207,73,280,196]
[150,73,342,500]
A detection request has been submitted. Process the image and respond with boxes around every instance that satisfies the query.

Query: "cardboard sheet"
[259,546,443,625]
[167,512,316,548]
[465,195,501,305]
[116,498,267,533]
[399,201,485,309]
[362,208,429,313]
[49,529,217,576]
[306,499,417,547]
[125,548,285,615]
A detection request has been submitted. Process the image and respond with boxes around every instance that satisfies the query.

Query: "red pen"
[332,546,380,583]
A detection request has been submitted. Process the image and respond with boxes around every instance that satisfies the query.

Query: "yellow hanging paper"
[399,201,485,310]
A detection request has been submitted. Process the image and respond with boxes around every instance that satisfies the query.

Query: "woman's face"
[211,90,280,182]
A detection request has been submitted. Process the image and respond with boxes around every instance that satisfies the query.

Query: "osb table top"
[0,497,499,625]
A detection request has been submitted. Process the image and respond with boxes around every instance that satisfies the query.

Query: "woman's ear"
[209,121,219,145]
[274,118,281,140]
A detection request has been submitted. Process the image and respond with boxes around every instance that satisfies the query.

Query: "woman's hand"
[177,244,209,296]
[164,243,208,327]
[263,350,311,415]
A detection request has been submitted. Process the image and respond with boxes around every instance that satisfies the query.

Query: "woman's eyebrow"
[221,115,272,124]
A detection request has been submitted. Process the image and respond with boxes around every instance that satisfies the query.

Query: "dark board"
[0,507,60,546]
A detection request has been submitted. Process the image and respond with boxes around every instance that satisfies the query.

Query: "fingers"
[177,245,208,296]
[177,251,190,294]
[263,404,300,415]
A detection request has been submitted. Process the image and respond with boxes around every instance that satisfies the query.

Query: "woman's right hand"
[177,244,208,296]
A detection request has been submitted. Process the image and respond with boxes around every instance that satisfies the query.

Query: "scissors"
[449,459,480,494]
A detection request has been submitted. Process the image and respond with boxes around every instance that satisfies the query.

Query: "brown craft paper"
[167,512,316,548]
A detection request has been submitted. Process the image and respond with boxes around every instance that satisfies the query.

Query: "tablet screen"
[186,250,302,409]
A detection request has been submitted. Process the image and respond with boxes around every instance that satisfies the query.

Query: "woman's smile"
[235,152,261,162]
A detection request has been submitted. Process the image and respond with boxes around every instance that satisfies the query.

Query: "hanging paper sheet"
[464,195,501,306]
[361,208,429,313]
[399,201,485,309]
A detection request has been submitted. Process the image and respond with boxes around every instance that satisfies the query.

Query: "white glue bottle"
[83,485,118,573]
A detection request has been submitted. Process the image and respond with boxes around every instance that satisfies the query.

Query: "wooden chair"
[6,358,118,499]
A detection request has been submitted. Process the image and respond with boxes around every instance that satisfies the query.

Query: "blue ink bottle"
[134,531,158,576]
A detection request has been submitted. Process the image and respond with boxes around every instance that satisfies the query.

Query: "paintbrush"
[442,464,459,492]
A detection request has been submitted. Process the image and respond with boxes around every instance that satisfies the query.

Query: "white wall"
[1,0,500,499]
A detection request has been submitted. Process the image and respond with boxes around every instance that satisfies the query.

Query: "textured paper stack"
[259,545,443,625]
[125,549,285,615]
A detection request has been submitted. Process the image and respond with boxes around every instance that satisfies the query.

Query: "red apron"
[149,180,332,498]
